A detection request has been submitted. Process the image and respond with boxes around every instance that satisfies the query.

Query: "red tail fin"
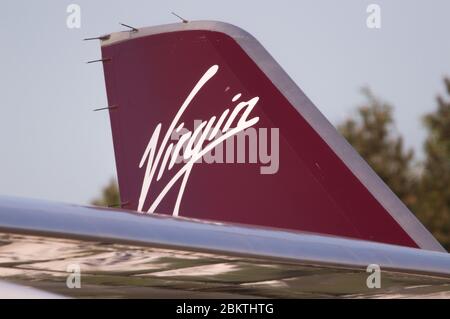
[100,21,444,252]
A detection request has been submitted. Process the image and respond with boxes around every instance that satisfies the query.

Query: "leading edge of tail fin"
[100,21,445,252]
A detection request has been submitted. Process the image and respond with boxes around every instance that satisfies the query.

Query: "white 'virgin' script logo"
[138,65,260,216]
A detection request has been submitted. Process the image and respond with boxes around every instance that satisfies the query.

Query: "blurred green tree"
[91,179,120,207]
[415,78,450,249]
[337,88,417,209]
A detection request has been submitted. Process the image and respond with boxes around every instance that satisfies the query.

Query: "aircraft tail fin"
[100,21,444,252]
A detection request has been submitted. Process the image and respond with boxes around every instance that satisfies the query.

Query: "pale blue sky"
[1,0,449,204]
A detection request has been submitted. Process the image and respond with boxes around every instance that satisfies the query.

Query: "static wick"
[86,58,111,64]
[83,35,111,41]
[119,22,139,32]
[93,105,118,112]
[171,12,188,23]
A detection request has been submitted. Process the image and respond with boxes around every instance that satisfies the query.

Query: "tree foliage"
[338,88,417,209]
[91,179,120,207]
[415,78,450,249]
[339,82,450,250]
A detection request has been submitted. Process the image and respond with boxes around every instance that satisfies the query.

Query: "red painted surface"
[101,29,418,248]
